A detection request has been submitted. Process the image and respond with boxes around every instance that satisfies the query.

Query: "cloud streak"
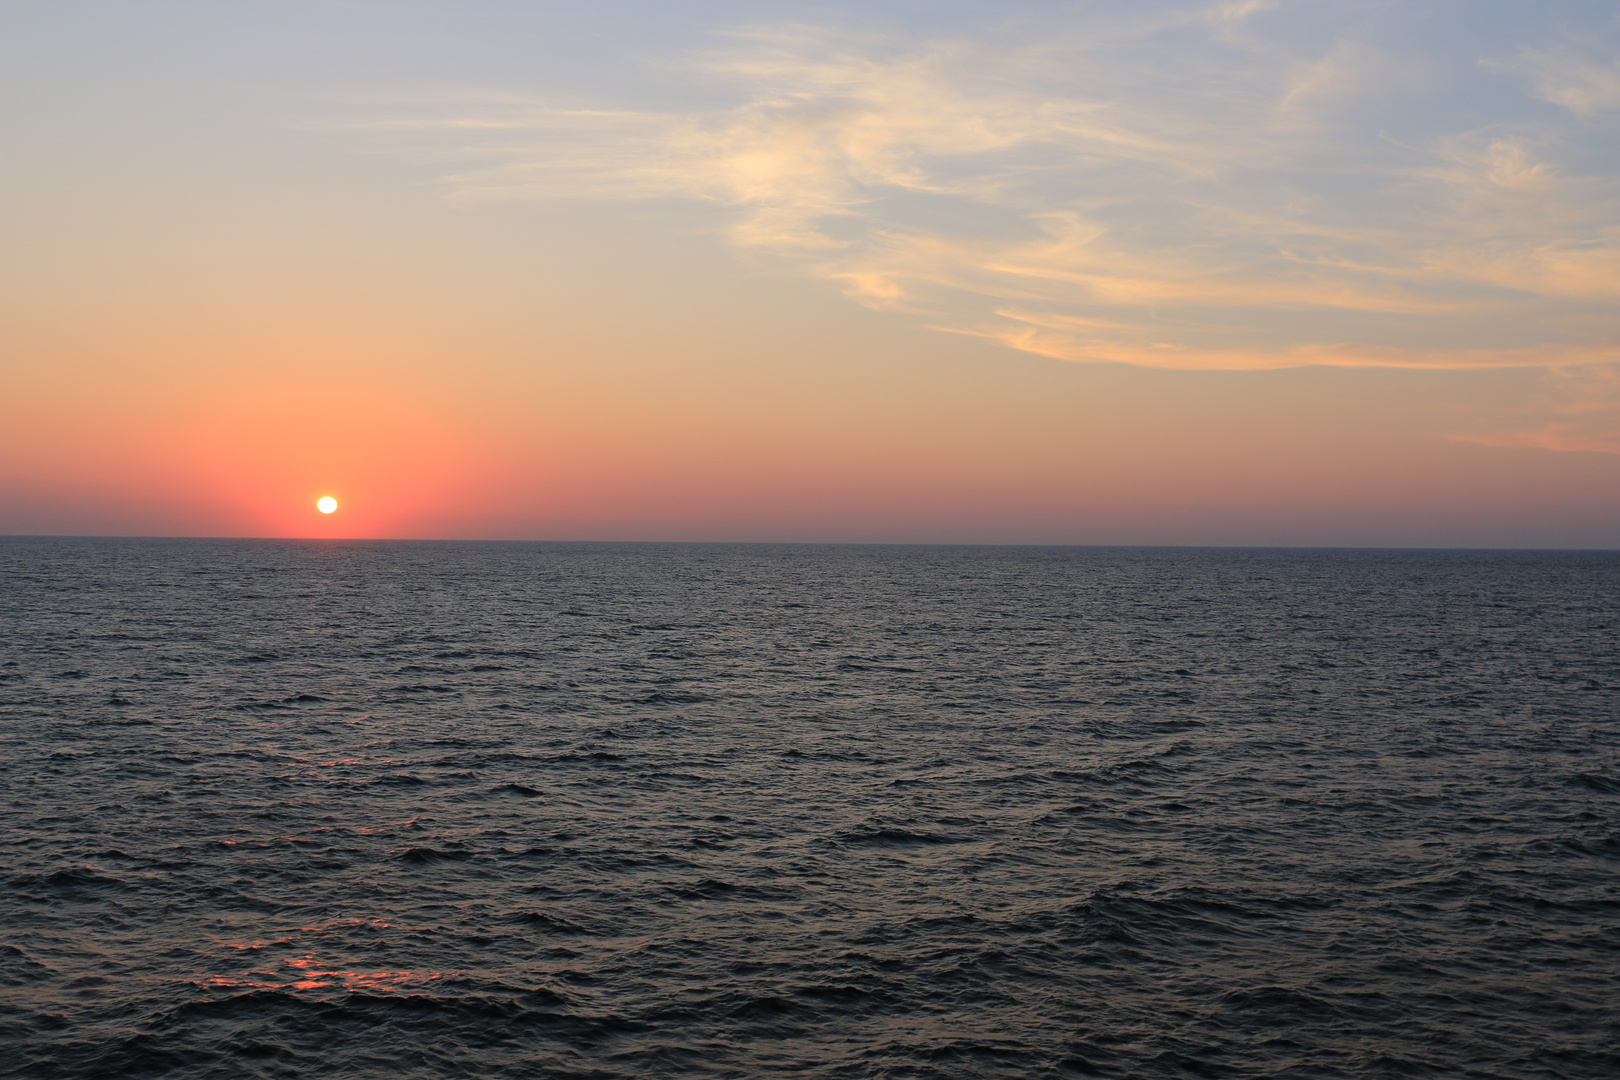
[332,3,1620,383]
[1457,363,1620,454]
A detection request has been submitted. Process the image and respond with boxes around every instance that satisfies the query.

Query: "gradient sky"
[5,0,1619,545]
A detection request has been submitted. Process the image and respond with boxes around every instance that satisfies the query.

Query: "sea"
[1,538,1617,1079]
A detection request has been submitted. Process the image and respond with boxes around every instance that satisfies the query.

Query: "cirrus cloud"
[325,3,1620,384]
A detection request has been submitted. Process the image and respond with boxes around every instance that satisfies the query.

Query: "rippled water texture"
[2,539,1618,1078]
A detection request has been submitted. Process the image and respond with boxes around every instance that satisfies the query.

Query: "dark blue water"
[2,539,1617,1078]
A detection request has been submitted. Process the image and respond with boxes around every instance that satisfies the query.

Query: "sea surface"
[2,538,1618,1079]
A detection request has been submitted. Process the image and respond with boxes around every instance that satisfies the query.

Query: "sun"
[316,496,338,514]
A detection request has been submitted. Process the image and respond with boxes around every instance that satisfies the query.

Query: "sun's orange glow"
[4,5,1620,549]
[317,496,338,514]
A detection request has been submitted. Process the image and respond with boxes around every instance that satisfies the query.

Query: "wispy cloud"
[325,3,1620,397]
[1505,42,1620,116]
[963,312,1620,372]
[1457,364,1620,454]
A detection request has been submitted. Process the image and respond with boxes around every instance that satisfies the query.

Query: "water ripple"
[1,539,1617,1078]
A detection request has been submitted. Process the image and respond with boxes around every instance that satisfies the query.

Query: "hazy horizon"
[6,534,1620,553]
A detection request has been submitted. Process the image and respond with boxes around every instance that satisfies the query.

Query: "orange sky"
[4,1,1619,546]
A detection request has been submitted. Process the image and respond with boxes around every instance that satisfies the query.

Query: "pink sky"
[5,1,1619,546]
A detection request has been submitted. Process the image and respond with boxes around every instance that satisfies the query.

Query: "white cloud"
[330,6,1620,390]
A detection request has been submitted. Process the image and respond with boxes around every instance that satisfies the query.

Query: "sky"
[4,0,1619,546]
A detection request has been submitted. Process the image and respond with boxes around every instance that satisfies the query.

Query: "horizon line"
[3,534,1617,554]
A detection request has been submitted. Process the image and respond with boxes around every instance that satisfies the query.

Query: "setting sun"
[5,4,1620,1078]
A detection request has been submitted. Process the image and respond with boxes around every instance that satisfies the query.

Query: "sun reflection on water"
[201,918,459,995]
[202,955,450,994]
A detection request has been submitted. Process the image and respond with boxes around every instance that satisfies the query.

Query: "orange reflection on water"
[206,917,452,995]
[202,953,451,995]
